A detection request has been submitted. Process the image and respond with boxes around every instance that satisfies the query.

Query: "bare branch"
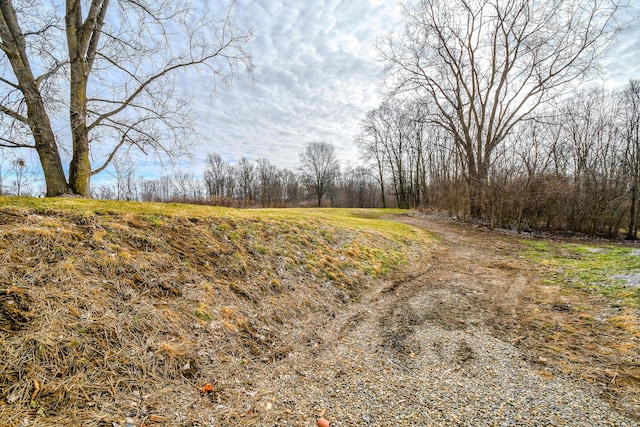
[0,102,28,124]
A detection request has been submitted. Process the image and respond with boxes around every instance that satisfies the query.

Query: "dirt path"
[213,214,638,426]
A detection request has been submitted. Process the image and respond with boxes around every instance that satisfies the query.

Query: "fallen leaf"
[200,383,214,394]
[31,379,41,400]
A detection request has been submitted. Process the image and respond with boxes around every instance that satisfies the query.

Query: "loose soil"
[392,214,640,419]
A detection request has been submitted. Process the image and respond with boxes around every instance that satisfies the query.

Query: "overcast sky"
[169,0,404,176]
[164,0,640,178]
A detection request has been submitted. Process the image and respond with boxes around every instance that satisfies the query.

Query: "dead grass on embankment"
[0,197,429,426]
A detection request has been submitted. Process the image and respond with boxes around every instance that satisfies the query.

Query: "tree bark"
[31,111,70,197]
[0,2,69,196]
[626,185,638,240]
[68,58,91,196]
[65,0,109,197]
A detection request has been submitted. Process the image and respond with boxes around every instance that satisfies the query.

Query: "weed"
[195,302,212,321]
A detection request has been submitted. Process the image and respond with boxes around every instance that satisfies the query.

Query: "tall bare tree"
[0,0,252,196]
[380,0,624,217]
[256,157,281,207]
[623,79,640,240]
[234,157,255,205]
[358,110,390,208]
[299,141,340,207]
[204,153,230,199]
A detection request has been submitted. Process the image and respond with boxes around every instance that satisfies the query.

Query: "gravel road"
[229,215,639,426]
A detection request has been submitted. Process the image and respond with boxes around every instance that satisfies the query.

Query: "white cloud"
[174,0,403,176]
[96,0,640,182]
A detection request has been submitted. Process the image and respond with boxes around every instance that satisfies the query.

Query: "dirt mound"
[0,202,427,426]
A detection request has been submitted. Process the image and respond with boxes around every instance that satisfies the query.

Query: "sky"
[168,0,405,175]
[4,0,640,191]
[170,0,640,177]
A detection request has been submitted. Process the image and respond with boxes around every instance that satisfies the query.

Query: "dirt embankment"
[0,204,425,427]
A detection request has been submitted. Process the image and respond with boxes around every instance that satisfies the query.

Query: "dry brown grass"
[0,200,428,426]
[495,280,640,418]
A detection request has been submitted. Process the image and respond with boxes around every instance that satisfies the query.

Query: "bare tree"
[111,154,138,201]
[358,111,390,208]
[380,0,624,217]
[0,0,252,197]
[172,170,203,203]
[623,79,640,240]
[299,141,340,207]
[7,155,38,196]
[560,87,626,235]
[279,168,300,207]
[204,153,230,199]
[359,99,434,209]
[256,158,281,207]
[234,157,255,205]
[340,165,379,208]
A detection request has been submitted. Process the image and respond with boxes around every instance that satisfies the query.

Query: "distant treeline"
[92,149,383,210]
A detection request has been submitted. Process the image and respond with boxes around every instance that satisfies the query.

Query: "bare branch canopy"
[0,0,253,196]
[379,0,626,216]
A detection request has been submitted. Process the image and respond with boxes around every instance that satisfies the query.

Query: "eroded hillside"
[0,198,429,426]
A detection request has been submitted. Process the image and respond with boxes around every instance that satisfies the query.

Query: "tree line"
[358,82,640,238]
[89,142,383,209]
[1,0,636,238]
[359,0,635,238]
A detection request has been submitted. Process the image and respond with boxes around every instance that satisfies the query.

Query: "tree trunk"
[33,120,70,197]
[467,173,486,219]
[626,185,639,240]
[68,83,91,197]
[378,164,387,208]
[0,2,69,196]
[27,88,69,196]
[66,1,97,197]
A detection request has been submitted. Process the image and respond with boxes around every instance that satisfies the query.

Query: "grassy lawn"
[522,239,640,308]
